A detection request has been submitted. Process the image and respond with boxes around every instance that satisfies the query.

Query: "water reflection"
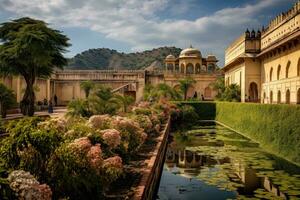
[157,121,300,199]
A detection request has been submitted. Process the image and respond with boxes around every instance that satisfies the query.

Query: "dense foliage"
[0,83,16,118]
[210,77,241,102]
[67,47,182,70]
[0,97,174,199]
[0,17,70,116]
[143,83,181,102]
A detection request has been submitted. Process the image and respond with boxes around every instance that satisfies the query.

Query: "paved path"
[4,107,67,121]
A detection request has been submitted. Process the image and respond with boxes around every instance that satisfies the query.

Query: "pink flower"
[8,170,52,200]
[101,129,121,149]
[103,156,123,169]
[69,137,92,152]
[87,144,103,169]
[88,115,111,130]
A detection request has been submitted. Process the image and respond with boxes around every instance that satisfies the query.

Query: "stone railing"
[133,117,171,200]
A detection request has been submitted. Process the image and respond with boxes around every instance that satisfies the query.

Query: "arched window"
[277,90,281,104]
[277,65,281,80]
[167,63,173,71]
[297,58,300,76]
[270,67,273,82]
[297,88,300,104]
[186,63,194,74]
[180,64,185,73]
[270,91,273,104]
[263,92,266,103]
[286,89,290,104]
[207,64,215,73]
[195,63,201,74]
[286,61,291,78]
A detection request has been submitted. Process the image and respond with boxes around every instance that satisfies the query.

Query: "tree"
[115,94,135,113]
[143,83,181,102]
[80,80,94,98]
[210,77,225,99]
[91,86,120,115]
[0,83,16,118]
[222,84,241,102]
[179,77,196,100]
[0,17,70,116]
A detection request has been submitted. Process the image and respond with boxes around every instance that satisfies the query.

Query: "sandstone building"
[224,0,300,104]
[1,47,221,105]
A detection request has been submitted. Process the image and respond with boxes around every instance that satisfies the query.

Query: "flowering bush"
[8,170,52,200]
[132,106,152,116]
[47,137,122,199]
[37,116,67,133]
[131,114,153,135]
[100,129,121,149]
[87,115,112,130]
[111,116,147,155]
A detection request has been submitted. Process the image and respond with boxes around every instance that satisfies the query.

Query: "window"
[277,91,281,104]
[277,65,281,80]
[286,61,291,78]
[186,63,194,74]
[270,67,273,82]
[297,58,300,76]
[270,91,273,104]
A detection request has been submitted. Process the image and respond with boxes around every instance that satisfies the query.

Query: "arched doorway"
[298,58,300,76]
[186,85,195,99]
[186,63,194,74]
[207,64,215,73]
[277,91,281,104]
[277,65,281,80]
[204,87,212,99]
[263,92,266,103]
[248,82,258,102]
[167,63,173,72]
[297,88,300,104]
[270,91,273,104]
[286,89,290,104]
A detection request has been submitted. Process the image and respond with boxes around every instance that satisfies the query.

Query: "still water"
[157,121,300,200]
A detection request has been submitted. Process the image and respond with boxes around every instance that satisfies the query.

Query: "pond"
[156,121,300,200]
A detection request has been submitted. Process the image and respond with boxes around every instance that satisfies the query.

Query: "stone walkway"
[4,107,67,121]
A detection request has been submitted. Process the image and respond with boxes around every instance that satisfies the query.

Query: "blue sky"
[0,0,297,66]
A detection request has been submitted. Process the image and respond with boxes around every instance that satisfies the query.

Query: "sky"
[0,0,298,66]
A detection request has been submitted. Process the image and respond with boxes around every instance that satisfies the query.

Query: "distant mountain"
[67,47,182,70]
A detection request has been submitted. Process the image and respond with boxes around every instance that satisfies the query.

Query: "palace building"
[224,0,300,104]
[0,46,221,106]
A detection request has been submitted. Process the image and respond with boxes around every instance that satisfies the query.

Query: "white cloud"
[0,0,291,65]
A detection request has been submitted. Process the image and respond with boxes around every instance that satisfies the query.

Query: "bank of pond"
[156,121,300,200]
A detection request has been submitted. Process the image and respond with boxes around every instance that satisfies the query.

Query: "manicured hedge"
[176,101,300,165]
[215,102,300,165]
[174,101,216,120]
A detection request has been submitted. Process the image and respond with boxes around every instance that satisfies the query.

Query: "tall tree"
[179,77,196,100]
[80,80,94,98]
[210,77,225,99]
[0,17,70,116]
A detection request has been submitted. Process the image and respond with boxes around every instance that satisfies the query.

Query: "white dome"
[166,54,176,60]
[179,46,202,58]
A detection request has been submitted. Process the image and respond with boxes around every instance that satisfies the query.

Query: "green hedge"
[177,101,300,165]
[174,101,216,120]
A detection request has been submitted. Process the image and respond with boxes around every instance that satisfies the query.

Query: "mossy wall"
[176,101,300,165]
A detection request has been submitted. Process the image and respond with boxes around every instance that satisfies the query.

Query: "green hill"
[67,47,182,70]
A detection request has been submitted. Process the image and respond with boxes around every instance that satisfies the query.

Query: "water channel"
[157,121,300,200]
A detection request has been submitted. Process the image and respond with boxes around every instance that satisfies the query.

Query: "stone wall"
[133,118,171,200]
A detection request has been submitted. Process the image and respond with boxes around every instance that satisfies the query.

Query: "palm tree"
[179,77,196,100]
[115,94,135,112]
[0,17,70,116]
[80,80,94,98]
[0,83,16,118]
[210,77,225,99]
[91,86,120,115]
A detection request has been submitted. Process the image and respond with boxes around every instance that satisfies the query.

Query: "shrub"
[100,129,121,149]
[0,83,16,118]
[67,99,93,118]
[7,170,52,200]
[87,115,112,130]
[131,114,153,135]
